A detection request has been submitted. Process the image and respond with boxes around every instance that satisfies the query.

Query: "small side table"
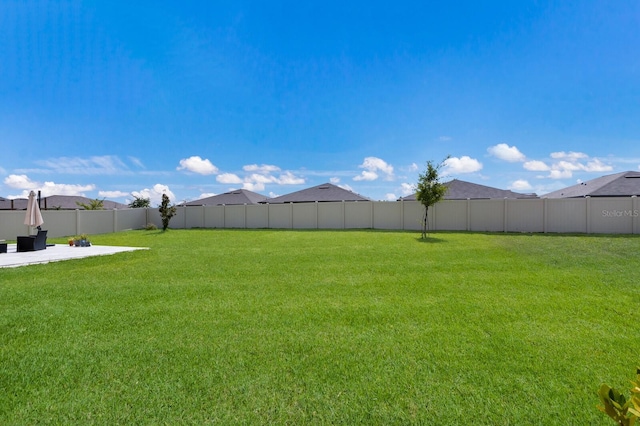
[0,240,7,254]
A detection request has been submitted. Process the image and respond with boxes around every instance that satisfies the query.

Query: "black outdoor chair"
[17,229,48,252]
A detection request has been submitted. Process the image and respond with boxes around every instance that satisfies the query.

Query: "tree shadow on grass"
[416,236,446,244]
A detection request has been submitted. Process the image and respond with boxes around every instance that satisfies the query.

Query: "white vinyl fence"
[1,197,638,240]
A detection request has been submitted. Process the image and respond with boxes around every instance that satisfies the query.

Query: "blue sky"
[1,1,639,205]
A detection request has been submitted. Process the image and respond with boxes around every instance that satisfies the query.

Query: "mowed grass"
[1,229,638,424]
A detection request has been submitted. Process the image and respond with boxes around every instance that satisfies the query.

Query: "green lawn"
[1,229,638,424]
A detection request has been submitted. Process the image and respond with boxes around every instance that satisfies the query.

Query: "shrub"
[158,194,176,231]
[598,367,640,425]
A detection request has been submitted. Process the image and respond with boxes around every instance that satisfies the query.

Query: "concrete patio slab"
[0,244,148,268]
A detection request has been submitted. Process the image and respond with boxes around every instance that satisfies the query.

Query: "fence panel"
[469,200,504,232]
[245,204,268,228]
[345,202,372,229]
[224,205,246,228]
[506,199,544,233]
[116,208,147,231]
[545,199,585,233]
[432,200,466,231]
[185,206,205,229]
[78,210,114,235]
[268,204,292,228]
[402,201,424,231]
[590,197,635,234]
[292,203,317,229]
[373,202,403,230]
[204,206,225,228]
[318,202,344,229]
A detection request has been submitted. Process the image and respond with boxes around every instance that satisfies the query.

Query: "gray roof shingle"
[266,183,371,203]
[184,189,269,206]
[0,195,127,210]
[401,179,538,201]
[543,171,640,198]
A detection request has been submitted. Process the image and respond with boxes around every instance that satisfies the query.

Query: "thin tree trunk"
[422,206,429,239]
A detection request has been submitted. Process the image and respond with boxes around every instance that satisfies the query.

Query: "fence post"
[401,199,405,230]
[543,198,548,233]
[466,199,471,231]
[585,196,591,234]
[503,198,508,232]
[222,204,226,228]
[113,209,118,233]
[315,201,319,229]
[76,209,81,236]
[432,202,437,231]
[633,195,638,234]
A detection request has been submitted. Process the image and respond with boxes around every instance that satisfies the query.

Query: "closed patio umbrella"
[24,190,44,229]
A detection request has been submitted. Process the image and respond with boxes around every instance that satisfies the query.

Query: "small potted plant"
[79,233,91,247]
[68,237,75,246]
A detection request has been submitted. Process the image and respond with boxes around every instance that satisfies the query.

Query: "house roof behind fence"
[266,183,371,203]
[42,195,128,210]
[543,171,640,198]
[0,195,127,210]
[401,179,538,201]
[0,198,28,210]
[184,189,269,206]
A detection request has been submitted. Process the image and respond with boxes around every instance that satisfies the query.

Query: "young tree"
[415,157,449,238]
[76,198,105,210]
[158,193,177,231]
[128,196,151,209]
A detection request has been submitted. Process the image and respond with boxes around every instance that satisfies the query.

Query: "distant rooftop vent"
[319,186,330,189]
[625,172,640,178]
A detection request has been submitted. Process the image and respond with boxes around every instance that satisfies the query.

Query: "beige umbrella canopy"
[24,190,44,228]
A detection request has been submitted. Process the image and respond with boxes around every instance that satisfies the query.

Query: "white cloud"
[177,156,219,175]
[42,181,95,196]
[550,151,588,160]
[37,155,129,175]
[487,143,526,162]
[216,173,243,184]
[128,156,145,169]
[338,184,354,192]
[385,193,397,201]
[400,182,415,195]
[247,173,276,184]
[548,169,573,179]
[443,156,483,174]
[243,164,281,173]
[218,164,306,191]
[4,174,37,189]
[98,190,129,198]
[353,170,378,181]
[277,171,305,185]
[242,182,265,192]
[354,157,394,181]
[508,180,533,191]
[408,163,419,172]
[438,136,452,142]
[4,174,95,197]
[523,160,550,171]
[199,192,216,198]
[330,177,340,184]
[132,184,176,206]
[583,158,613,172]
